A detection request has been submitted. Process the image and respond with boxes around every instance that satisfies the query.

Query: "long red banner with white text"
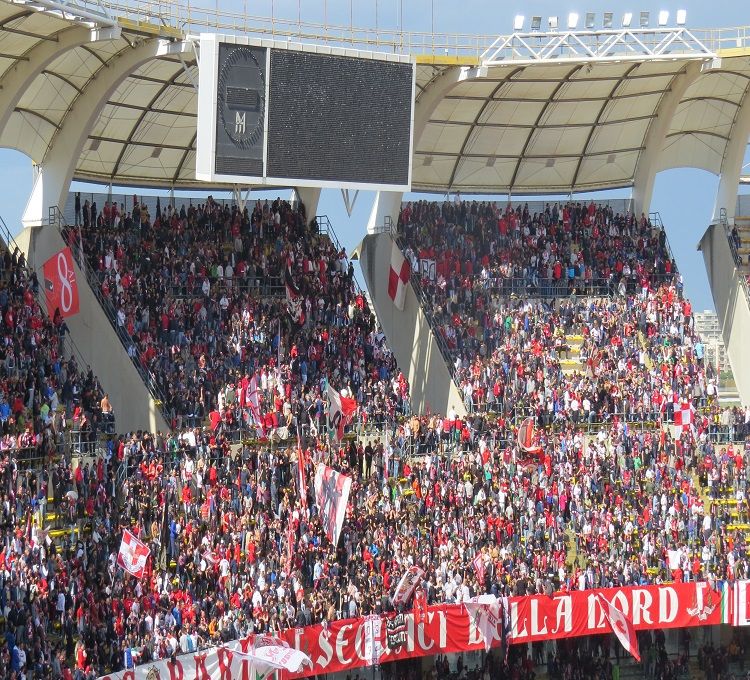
[98,581,737,680]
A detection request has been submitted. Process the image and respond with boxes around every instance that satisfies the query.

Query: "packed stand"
[10,391,745,678]
[397,200,730,427]
[0,242,113,679]
[0,243,107,464]
[64,195,408,435]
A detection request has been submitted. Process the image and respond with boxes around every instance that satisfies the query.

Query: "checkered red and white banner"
[314,463,352,546]
[673,399,695,437]
[116,529,150,578]
[387,240,409,311]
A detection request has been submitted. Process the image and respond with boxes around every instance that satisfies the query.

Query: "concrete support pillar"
[714,84,750,222]
[632,62,701,215]
[22,38,187,228]
[366,191,403,234]
[291,186,322,222]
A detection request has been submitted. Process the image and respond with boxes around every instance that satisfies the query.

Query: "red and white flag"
[327,384,357,441]
[314,463,352,545]
[473,553,486,584]
[297,437,307,509]
[246,375,264,436]
[597,593,641,662]
[392,565,425,607]
[673,399,695,438]
[517,416,543,455]
[116,529,150,578]
[388,240,409,311]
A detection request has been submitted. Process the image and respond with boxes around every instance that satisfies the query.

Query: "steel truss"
[481,27,716,66]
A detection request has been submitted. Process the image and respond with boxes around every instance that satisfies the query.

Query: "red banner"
[280,604,496,679]
[508,581,728,644]
[101,581,739,680]
[42,246,79,318]
[278,581,729,678]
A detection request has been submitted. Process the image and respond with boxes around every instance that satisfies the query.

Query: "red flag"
[597,593,641,662]
[517,417,542,455]
[413,588,427,625]
[286,522,295,575]
[297,437,307,508]
[328,384,357,441]
[116,529,150,578]
[42,246,79,318]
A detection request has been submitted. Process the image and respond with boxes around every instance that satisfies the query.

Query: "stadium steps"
[560,334,586,375]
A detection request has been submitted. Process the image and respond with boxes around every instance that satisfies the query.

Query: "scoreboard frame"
[195,34,415,192]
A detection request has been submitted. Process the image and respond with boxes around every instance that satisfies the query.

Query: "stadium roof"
[1,0,750,195]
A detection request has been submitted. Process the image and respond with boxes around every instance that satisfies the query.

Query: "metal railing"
[49,206,172,421]
[719,208,750,305]
[51,1,750,58]
[392,233,458,376]
[165,275,285,299]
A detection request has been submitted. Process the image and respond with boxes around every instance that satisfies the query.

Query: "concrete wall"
[360,233,466,418]
[700,222,750,405]
[21,224,169,433]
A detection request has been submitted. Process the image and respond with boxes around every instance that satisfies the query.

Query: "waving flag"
[392,565,425,607]
[597,593,641,662]
[285,267,305,326]
[388,240,409,311]
[297,436,307,508]
[314,464,352,545]
[517,416,543,455]
[246,375,264,437]
[327,384,357,441]
[116,529,150,578]
[464,595,504,652]
[673,399,695,438]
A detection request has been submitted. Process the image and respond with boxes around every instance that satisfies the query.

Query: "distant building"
[694,310,729,373]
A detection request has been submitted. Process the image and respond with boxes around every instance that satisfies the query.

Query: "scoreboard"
[196,35,415,191]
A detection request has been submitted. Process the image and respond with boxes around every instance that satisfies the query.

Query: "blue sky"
[3,0,750,310]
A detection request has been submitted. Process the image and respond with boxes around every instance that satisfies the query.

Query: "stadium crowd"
[397,200,732,431]
[64,195,408,434]
[0,198,749,680]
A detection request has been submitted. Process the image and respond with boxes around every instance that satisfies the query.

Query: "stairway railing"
[48,206,172,423]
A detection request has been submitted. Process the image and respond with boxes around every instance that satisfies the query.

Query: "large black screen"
[266,49,412,186]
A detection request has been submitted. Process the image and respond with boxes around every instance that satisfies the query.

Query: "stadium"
[0,0,749,678]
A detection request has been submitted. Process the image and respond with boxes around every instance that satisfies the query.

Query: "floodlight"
[585,12,595,29]
[640,11,650,27]
[513,14,524,31]
[567,12,579,29]
[548,16,558,30]
[622,12,633,27]
[531,16,542,31]
[658,10,669,26]
[603,12,613,28]
[676,9,686,25]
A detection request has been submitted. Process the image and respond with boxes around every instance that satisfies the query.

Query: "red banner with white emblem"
[42,246,79,318]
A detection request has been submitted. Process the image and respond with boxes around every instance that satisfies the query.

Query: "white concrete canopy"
[0,0,748,209]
